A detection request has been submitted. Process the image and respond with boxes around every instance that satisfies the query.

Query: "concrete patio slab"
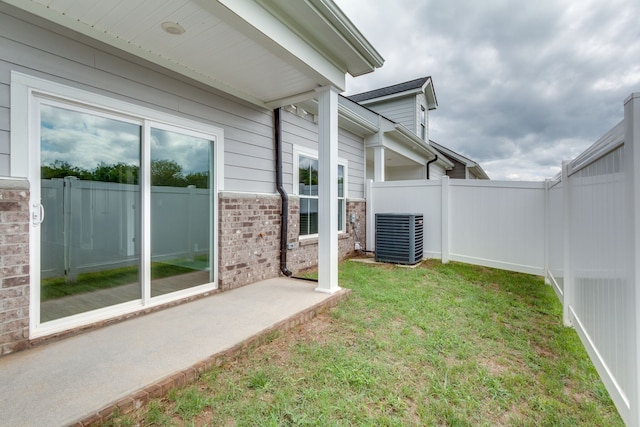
[0,278,350,427]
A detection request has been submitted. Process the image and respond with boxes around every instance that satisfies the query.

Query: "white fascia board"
[422,78,438,109]
[306,0,384,75]
[213,0,346,90]
[357,89,420,105]
[290,96,379,137]
[429,141,475,167]
[394,125,454,168]
[469,165,490,179]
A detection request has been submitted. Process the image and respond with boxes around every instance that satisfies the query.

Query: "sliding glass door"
[34,94,218,329]
[150,127,213,297]
[39,103,142,322]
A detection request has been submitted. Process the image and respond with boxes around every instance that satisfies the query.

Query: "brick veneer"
[0,180,30,356]
[218,193,366,286]
[218,193,282,290]
[286,198,366,272]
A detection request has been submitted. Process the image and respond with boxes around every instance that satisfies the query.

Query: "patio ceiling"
[1,0,383,108]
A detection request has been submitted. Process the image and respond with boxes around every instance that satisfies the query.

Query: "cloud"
[336,0,640,180]
[40,104,212,176]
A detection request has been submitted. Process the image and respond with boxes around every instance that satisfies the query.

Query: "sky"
[334,0,640,181]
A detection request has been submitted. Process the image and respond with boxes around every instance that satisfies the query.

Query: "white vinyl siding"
[429,162,446,179]
[365,94,429,142]
[0,9,274,192]
[281,108,365,199]
[386,165,425,181]
[366,97,415,132]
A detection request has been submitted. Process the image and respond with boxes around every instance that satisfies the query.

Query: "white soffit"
[2,0,382,108]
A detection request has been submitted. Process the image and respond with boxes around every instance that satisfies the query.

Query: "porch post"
[373,146,385,182]
[315,86,340,294]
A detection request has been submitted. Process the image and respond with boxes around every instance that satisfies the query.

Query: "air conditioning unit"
[375,213,424,265]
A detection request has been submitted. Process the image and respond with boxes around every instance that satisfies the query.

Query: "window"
[12,72,223,336]
[296,151,346,237]
[420,105,427,140]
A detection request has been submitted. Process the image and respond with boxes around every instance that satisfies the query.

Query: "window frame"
[420,105,427,140]
[11,71,224,338]
[293,147,347,239]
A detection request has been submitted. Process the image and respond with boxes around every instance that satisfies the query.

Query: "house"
[429,141,490,179]
[0,0,384,355]
[0,0,485,358]
[348,76,488,180]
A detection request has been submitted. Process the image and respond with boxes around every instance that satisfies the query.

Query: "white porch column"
[315,86,340,294]
[373,145,385,182]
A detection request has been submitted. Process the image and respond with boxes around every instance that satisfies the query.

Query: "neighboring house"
[0,0,384,355]
[347,76,488,180]
[293,94,453,183]
[429,141,490,180]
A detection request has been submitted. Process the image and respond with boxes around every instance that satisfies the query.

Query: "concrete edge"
[75,288,352,426]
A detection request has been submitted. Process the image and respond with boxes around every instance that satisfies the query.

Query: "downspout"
[274,108,293,277]
[426,155,438,179]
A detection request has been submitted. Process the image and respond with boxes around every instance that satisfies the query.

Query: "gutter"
[426,155,438,179]
[274,108,293,277]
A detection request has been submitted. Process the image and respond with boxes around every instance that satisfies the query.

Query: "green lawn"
[105,259,623,426]
[41,256,208,301]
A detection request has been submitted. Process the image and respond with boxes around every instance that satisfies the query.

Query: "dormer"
[348,76,437,142]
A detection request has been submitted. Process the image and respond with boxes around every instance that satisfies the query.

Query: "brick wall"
[0,180,30,356]
[218,193,366,288]
[280,197,366,273]
[218,193,282,290]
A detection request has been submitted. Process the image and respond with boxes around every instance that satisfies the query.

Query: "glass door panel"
[150,127,213,297]
[39,104,142,322]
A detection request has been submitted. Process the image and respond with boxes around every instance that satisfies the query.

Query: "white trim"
[11,72,223,338]
[293,146,347,237]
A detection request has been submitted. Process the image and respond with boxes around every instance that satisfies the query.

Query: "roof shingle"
[347,76,431,102]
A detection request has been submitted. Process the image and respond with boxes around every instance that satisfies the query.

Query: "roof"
[429,141,490,179]
[347,76,433,103]
[1,0,383,109]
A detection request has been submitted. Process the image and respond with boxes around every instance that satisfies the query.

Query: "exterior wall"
[0,6,370,355]
[218,193,365,287]
[287,198,365,272]
[445,157,468,179]
[428,162,446,179]
[386,165,425,181]
[218,193,282,291]
[365,97,414,132]
[281,109,365,199]
[0,8,274,189]
[0,180,30,356]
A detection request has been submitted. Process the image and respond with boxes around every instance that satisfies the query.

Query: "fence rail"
[368,92,640,426]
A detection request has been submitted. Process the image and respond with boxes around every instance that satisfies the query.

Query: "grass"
[104,259,624,426]
[41,256,208,301]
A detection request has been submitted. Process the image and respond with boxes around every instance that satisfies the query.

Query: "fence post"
[624,92,640,427]
[544,179,550,285]
[441,176,450,263]
[365,179,375,252]
[561,161,572,327]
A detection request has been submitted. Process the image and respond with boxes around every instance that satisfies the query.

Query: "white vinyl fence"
[366,179,546,275]
[41,178,210,280]
[367,92,640,426]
